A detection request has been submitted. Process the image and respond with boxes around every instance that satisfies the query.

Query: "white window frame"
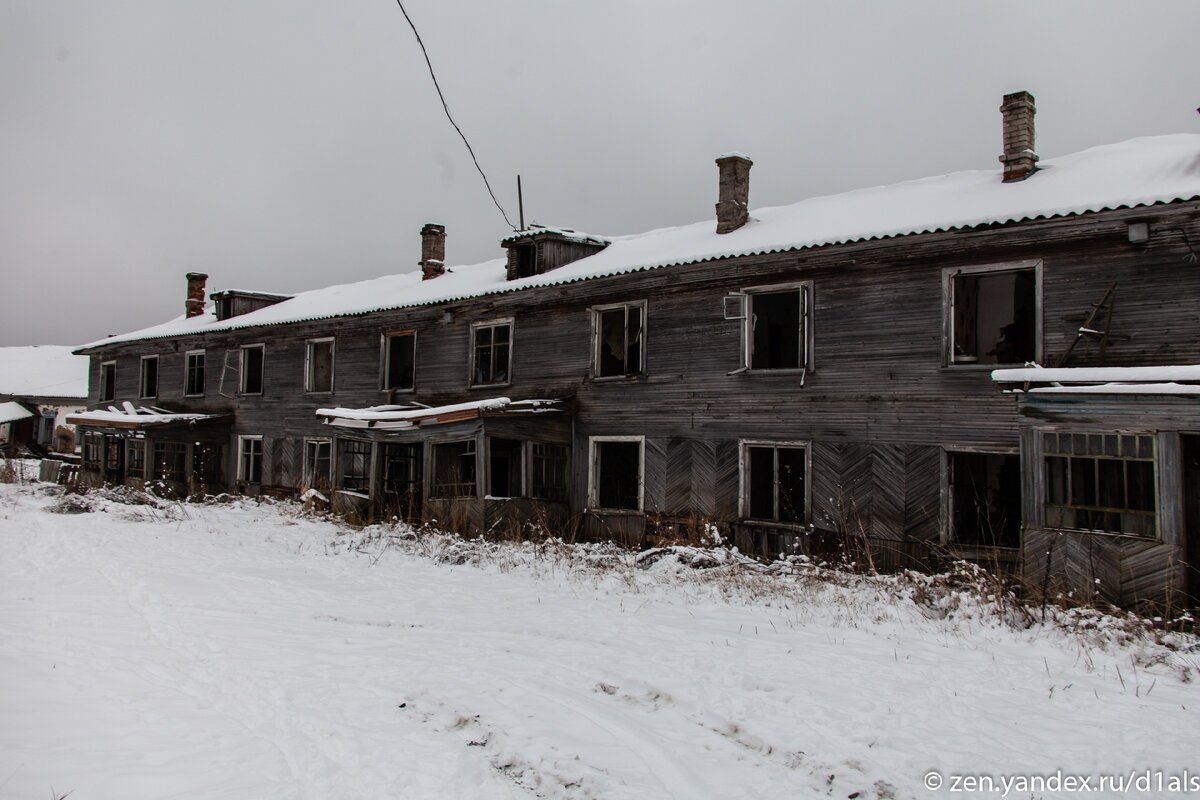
[940,445,1022,547]
[237,435,264,484]
[738,439,811,526]
[99,360,116,402]
[139,355,158,399]
[184,350,206,397]
[304,337,335,394]
[302,437,332,488]
[943,259,1042,368]
[239,344,265,395]
[469,317,514,388]
[587,435,645,513]
[380,329,418,393]
[591,300,647,380]
[728,281,813,374]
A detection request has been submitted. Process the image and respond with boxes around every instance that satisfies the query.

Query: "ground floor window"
[532,443,569,502]
[1044,432,1156,537]
[192,444,224,487]
[238,436,264,484]
[303,439,332,491]
[82,431,103,468]
[152,442,188,483]
[126,439,147,480]
[339,439,371,493]
[382,442,422,518]
[742,442,807,524]
[488,438,524,498]
[589,437,643,511]
[949,451,1021,548]
[432,440,477,498]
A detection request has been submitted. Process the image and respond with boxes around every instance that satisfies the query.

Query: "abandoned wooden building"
[71,92,1200,609]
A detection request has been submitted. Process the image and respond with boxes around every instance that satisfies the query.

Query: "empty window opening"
[185,351,205,396]
[305,339,334,393]
[513,244,536,278]
[745,444,807,523]
[596,303,645,378]
[472,321,512,386]
[382,443,422,519]
[339,439,371,493]
[153,441,187,482]
[592,439,642,511]
[1044,432,1156,536]
[751,291,803,370]
[383,331,416,392]
[432,440,477,498]
[240,345,264,395]
[126,439,146,480]
[139,356,158,399]
[532,443,569,502]
[488,438,524,498]
[951,268,1036,365]
[192,444,223,487]
[303,440,332,492]
[99,361,116,402]
[949,452,1022,548]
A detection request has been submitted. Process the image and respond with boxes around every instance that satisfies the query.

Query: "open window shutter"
[219,349,239,398]
[722,293,747,320]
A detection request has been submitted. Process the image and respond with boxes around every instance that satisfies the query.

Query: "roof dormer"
[211,290,292,321]
[500,225,609,281]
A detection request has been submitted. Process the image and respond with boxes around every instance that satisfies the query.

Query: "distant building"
[0,345,89,454]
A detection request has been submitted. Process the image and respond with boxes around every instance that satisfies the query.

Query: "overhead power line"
[393,0,517,230]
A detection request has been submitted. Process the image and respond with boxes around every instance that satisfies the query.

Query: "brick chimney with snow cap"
[185,272,208,318]
[420,223,446,280]
[715,153,752,234]
[999,91,1039,182]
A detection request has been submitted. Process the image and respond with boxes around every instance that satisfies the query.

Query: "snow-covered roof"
[0,401,34,425]
[317,397,563,430]
[992,364,1200,396]
[501,225,611,246]
[83,134,1200,350]
[0,345,90,399]
[67,402,225,429]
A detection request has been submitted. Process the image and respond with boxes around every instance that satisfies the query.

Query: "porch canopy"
[315,397,566,430]
[0,401,34,425]
[67,402,231,431]
[991,364,1200,395]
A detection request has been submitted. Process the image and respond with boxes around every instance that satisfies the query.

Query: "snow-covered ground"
[0,479,1195,800]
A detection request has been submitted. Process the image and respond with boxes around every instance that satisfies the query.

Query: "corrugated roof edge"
[76,194,1198,354]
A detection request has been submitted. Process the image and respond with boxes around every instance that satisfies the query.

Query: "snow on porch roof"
[991,364,1200,396]
[67,402,228,430]
[83,133,1200,350]
[0,401,34,425]
[316,397,564,430]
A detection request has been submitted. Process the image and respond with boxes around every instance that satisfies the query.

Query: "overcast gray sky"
[2,0,1197,346]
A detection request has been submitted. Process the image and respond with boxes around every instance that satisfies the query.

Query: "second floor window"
[471,319,512,387]
[240,345,264,395]
[593,301,645,378]
[946,262,1039,365]
[139,356,158,399]
[726,283,812,372]
[99,361,116,402]
[185,351,205,396]
[382,331,416,392]
[305,338,334,393]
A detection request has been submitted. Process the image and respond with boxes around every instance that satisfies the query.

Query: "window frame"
[139,355,159,400]
[591,300,647,380]
[185,350,206,397]
[1040,430,1158,539]
[531,442,570,502]
[99,360,116,403]
[302,438,332,490]
[587,435,645,513]
[942,259,1042,368]
[304,337,335,394]
[728,281,813,374]
[738,439,811,526]
[239,344,265,395]
[431,439,479,499]
[469,317,514,388]
[380,329,417,394]
[941,446,1022,549]
[237,435,264,484]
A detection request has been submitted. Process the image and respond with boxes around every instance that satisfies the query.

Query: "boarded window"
[950,452,1021,548]
[185,351,206,396]
[950,268,1036,365]
[472,321,512,386]
[152,441,187,482]
[303,440,331,491]
[488,438,524,498]
[532,443,569,502]
[432,440,477,498]
[339,439,371,493]
[139,356,158,399]
[1044,432,1156,536]
[595,303,645,378]
[745,444,807,523]
[238,436,263,483]
[592,439,642,511]
[240,346,264,394]
[99,361,116,402]
[305,339,334,393]
[383,332,416,392]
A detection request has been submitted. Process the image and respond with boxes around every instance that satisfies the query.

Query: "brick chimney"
[999,91,1038,182]
[185,272,208,318]
[420,223,446,280]
[715,153,752,234]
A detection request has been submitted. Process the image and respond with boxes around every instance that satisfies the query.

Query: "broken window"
[303,439,331,491]
[238,436,263,484]
[139,356,158,399]
[338,439,371,493]
[471,320,512,386]
[1044,432,1156,536]
[949,451,1021,548]
[432,440,477,498]
[305,338,334,393]
[532,443,569,502]
[729,284,811,371]
[949,265,1037,365]
[126,439,146,480]
[744,443,807,523]
[381,442,422,518]
[152,441,187,482]
[99,361,116,402]
[240,345,264,395]
[185,351,205,396]
[512,243,537,278]
[590,438,642,511]
[488,438,524,498]
[594,302,645,378]
[382,331,416,392]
